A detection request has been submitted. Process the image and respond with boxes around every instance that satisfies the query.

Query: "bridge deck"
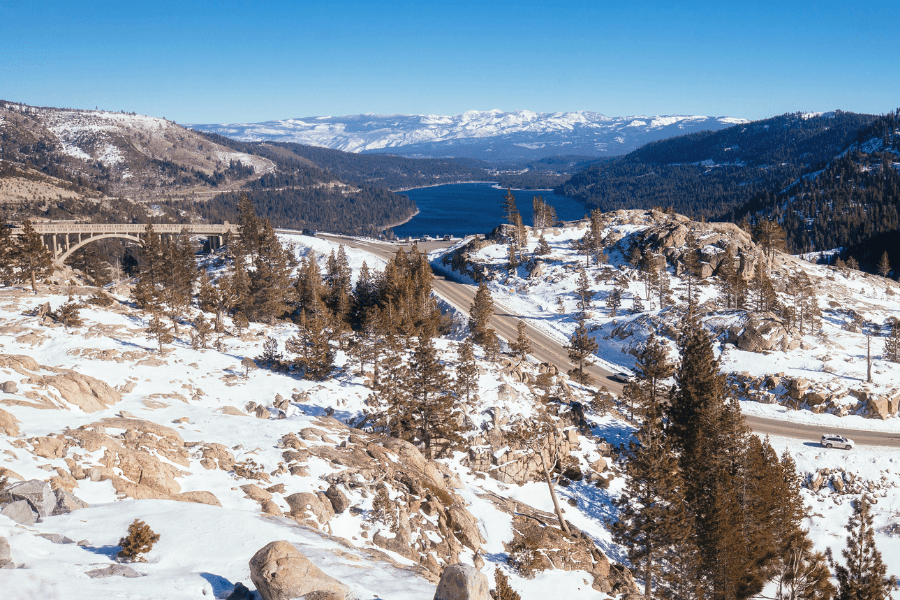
[10,222,237,236]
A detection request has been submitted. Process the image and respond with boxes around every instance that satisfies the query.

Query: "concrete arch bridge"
[10,222,238,264]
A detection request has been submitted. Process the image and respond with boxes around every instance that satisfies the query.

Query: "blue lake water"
[391,183,587,238]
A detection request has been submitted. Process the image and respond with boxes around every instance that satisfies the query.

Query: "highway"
[319,233,900,449]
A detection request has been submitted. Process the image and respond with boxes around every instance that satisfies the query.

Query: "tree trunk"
[645,546,652,599]
[30,268,36,294]
[539,450,570,535]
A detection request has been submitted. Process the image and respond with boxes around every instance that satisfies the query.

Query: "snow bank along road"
[317,233,900,449]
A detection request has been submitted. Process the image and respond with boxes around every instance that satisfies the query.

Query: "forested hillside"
[750,110,900,258]
[558,111,876,219]
[0,102,418,235]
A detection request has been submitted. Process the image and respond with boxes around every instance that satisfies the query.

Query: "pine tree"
[846,256,860,271]
[507,241,519,270]
[190,314,212,350]
[536,233,551,256]
[159,232,196,334]
[877,252,891,278]
[502,187,519,226]
[0,216,17,286]
[147,310,173,352]
[622,335,673,420]
[469,282,494,345]
[681,233,701,314]
[830,496,897,600]
[248,221,297,323]
[751,259,778,312]
[233,311,249,336]
[566,313,598,384]
[588,208,605,265]
[716,247,739,309]
[287,304,334,381]
[133,223,164,310]
[753,219,788,260]
[236,192,261,257]
[53,294,84,332]
[614,408,698,600]
[404,335,460,457]
[15,220,52,294]
[773,530,835,600]
[576,267,593,313]
[510,320,532,360]
[455,337,479,402]
[884,320,900,363]
[118,519,160,563]
[606,280,623,317]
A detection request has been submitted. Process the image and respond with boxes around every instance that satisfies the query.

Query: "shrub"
[367,487,397,528]
[118,519,160,562]
[491,567,522,600]
[87,292,114,307]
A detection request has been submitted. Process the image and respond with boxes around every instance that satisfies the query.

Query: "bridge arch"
[56,233,144,263]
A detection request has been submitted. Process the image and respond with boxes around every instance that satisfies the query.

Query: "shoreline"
[394,181,559,193]
[392,180,498,193]
[379,208,420,230]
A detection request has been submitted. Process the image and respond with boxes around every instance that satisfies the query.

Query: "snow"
[188,111,749,156]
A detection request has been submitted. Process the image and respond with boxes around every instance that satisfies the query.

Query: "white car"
[610,372,634,384]
[820,434,853,450]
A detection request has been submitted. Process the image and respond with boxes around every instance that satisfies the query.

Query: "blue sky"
[1,1,898,123]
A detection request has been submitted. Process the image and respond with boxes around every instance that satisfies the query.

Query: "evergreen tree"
[510,319,532,360]
[286,304,334,381]
[830,495,896,600]
[622,335,673,419]
[16,220,52,294]
[147,310,173,352]
[566,313,598,384]
[0,216,17,286]
[236,192,262,257]
[681,233,701,314]
[576,267,593,313]
[716,247,740,309]
[753,219,788,260]
[233,311,249,336]
[248,221,297,323]
[190,314,212,350]
[614,407,698,600]
[536,233,551,256]
[877,252,892,278]
[159,232,196,334]
[884,320,900,363]
[53,294,84,332]
[507,241,519,270]
[469,282,494,345]
[455,337,479,402]
[133,223,164,310]
[404,335,461,457]
[751,259,778,312]
[588,208,605,265]
[257,336,283,367]
[773,530,835,600]
[501,188,519,229]
[607,280,624,317]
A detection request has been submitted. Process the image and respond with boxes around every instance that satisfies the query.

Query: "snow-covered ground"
[431,213,900,432]
[3,227,900,598]
[0,234,637,599]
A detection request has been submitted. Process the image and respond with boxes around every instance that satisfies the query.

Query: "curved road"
[318,233,900,449]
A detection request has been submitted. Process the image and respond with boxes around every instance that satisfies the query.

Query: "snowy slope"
[188,110,747,161]
[0,234,640,599]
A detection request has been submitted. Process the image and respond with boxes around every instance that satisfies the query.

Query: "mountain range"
[188,110,747,161]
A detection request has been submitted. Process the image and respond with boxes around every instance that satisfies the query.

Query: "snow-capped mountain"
[189,110,747,161]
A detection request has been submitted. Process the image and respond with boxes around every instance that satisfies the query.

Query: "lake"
[391,183,587,238]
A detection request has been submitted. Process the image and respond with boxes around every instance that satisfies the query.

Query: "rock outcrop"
[433,563,490,600]
[249,541,349,600]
